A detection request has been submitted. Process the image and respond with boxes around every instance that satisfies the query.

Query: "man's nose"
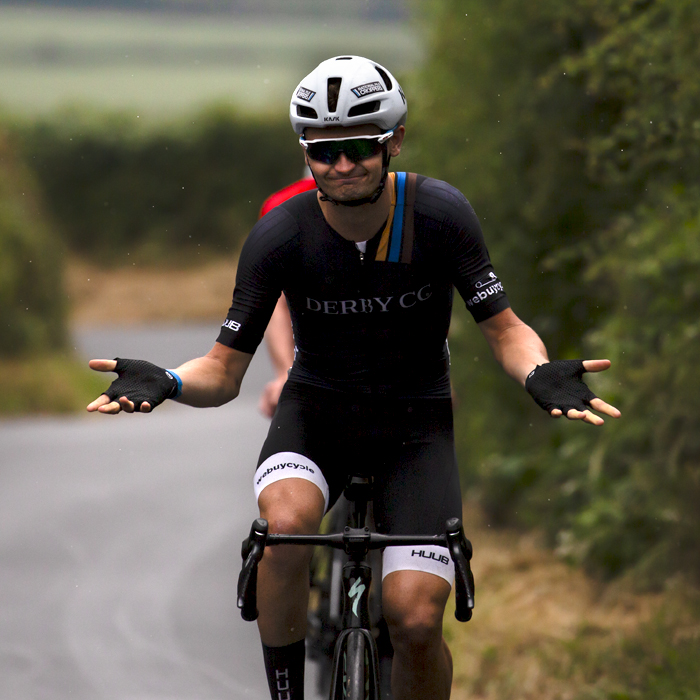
[333,152,356,172]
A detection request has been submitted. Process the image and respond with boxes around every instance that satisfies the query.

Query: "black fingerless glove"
[525,360,597,415]
[104,358,180,410]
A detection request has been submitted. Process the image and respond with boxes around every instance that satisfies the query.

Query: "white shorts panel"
[382,545,455,586]
[253,451,330,512]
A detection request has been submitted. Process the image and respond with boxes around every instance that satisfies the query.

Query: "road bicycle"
[237,475,475,700]
[306,486,394,698]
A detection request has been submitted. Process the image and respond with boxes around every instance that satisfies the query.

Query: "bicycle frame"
[237,477,475,699]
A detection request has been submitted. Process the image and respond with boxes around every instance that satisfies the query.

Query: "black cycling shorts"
[255,381,462,540]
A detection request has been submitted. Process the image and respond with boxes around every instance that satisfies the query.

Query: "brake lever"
[445,517,475,622]
[237,518,268,622]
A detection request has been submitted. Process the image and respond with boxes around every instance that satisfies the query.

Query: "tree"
[408,0,700,583]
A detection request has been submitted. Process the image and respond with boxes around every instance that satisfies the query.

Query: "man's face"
[302,124,405,204]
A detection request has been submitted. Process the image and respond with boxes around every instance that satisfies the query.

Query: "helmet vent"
[327,78,342,112]
[374,66,393,91]
[348,101,380,118]
[296,105,318,119]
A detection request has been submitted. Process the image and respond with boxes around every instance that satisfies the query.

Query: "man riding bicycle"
[87,56,620,700]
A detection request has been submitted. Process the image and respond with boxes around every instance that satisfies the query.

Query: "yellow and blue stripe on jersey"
[375,172,417,263]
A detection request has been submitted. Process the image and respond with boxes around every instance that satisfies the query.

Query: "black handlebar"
[236,517,475,622]
[445,517,475,621]
[237,518,268,621]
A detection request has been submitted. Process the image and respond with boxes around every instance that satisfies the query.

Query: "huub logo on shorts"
[411,548,451,566]
[351,81,385,98]
[296,86,316,102]
[382,544,455,585]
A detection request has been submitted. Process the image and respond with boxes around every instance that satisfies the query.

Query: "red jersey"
[259,178,317,218]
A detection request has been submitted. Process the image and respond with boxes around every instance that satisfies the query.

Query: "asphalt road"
[0,324,322,700]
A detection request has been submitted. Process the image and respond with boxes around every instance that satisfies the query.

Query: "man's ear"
[388,125,406,157]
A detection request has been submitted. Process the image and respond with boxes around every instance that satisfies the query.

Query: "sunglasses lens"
[345,139,383,161]
[306,138,383,164]
[305,142,338,164]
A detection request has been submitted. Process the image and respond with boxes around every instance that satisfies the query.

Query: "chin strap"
[315,146,391,207]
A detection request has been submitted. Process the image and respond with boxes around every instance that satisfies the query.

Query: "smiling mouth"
[330,174,364,183]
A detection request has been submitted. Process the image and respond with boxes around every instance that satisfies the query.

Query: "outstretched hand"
[526,359,621,426]
[87,360,164,415]
[87,359,153,413]
[551,360,620,425]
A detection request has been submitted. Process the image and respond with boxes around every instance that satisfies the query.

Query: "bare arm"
[258,294,295,418]
[264,295,295,377]
[478,308,620,425]
[173,342,254,408]
[87,342,253,414]
[478,307,549,386]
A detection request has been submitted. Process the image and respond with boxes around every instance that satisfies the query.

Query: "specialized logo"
[255,461,315,486]
[349,578,366,618]
[411,549,451,566]
[222,319,241,332]
[466,272,504,308]
[306,284,432,315]
[351,81,385,98]
[296,86,316,102]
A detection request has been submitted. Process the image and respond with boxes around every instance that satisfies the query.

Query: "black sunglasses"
[300,132,393,165]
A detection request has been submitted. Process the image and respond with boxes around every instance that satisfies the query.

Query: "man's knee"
[382,571,451,651]
[258,478,325,572]
[258,478,325,527]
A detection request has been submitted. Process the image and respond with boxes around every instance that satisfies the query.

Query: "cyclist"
[87,56,620,700]
[257,168,316,419]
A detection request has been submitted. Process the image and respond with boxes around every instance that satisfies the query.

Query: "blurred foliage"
[13,107,304,264]
[0,126,66,357]
[410,0,700,584]
[562,584,700,699]
[0,351,107,415]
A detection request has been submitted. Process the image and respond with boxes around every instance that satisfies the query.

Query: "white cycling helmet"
[290,55,407,136]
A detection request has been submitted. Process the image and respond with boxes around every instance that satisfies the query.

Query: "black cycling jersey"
[217,173,509,398]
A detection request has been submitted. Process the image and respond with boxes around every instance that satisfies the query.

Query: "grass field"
[0,6,423,118]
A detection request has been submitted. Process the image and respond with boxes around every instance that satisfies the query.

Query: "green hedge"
[15,107,306,263]
[0,128,66,357]
[411,0,700,586]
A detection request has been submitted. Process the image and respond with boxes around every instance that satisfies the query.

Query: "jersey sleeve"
[216,207,295,353]
[426,179,510,322]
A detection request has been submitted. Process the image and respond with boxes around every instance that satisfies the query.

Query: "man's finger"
[582,359,612,373]
[566,408,604,426]
[98,401,122,414]
[87,394,121,413]
[118,396,136,413]
[86,397,122,414]
[88,359,118,372]
[589,397,621,418]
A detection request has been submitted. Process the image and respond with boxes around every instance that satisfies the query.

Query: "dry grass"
[66,257,238,324]
[446,504,664,700]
